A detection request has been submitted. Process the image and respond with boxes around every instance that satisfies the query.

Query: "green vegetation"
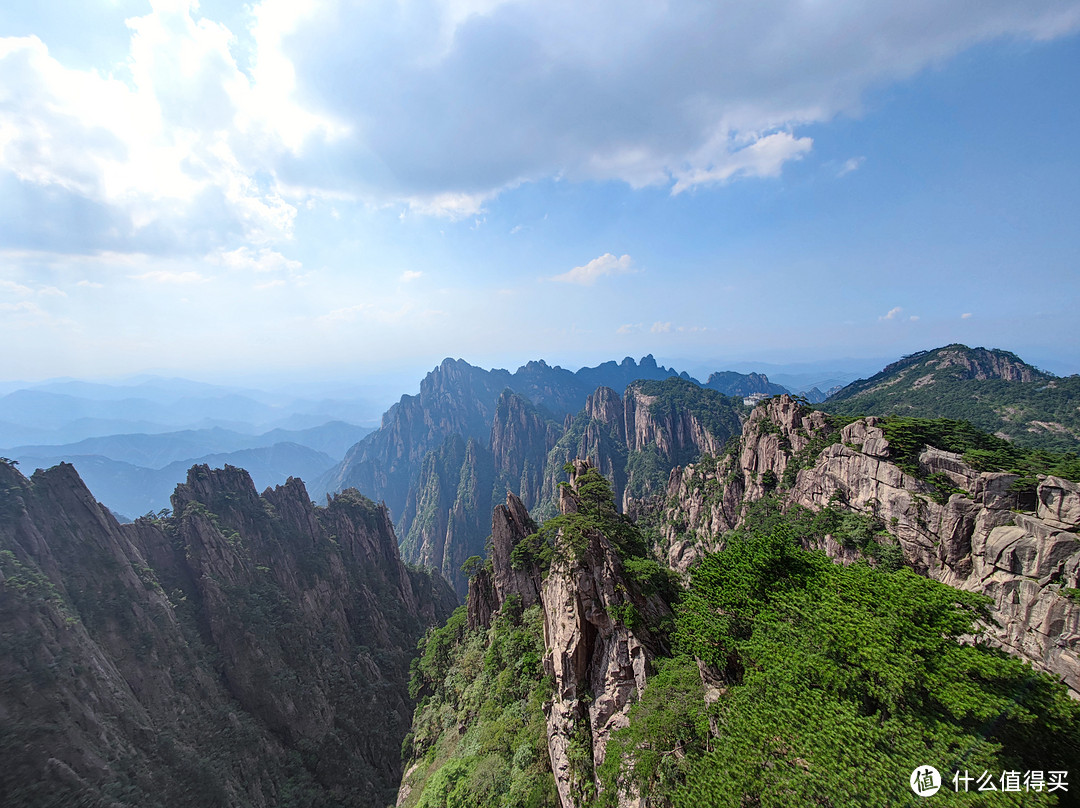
[825,347,1080,452]
[878,416,1080,505]
[402,603,558,808]
[598,502,1080,806]
[512,468,649,573]
[779,412,860,489]
[634,378,746,446]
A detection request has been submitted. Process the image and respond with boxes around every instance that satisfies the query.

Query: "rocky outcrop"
[0,461,456,806]
[738,396,830,501]
[465,491,544,631]
[786,436,1080,692]
[541,380,743,516]
[704,370,787,397]
[399,435,494,597]
[541,463,671,808]
[661,396,829,571]
[490,389,564,510]
[661,396,1080,694]
[491,492,544,611]
[828,344,1051,403]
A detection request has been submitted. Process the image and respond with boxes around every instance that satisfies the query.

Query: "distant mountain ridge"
[318,355,707,520]
[320,357,760,595]
[824,344,1079,450]
[4,421,374,519]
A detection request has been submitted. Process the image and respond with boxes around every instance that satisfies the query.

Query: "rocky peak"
[1,461,456,805]
[739,395,830,501]
[540,461,672,808]
[489,492,543,611]
[171,463,262,518]
[584,386,624,438]
[931,344,1046,382]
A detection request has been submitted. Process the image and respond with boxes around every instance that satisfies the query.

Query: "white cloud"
[400,270,423,282]
[0,279,33,295]
[879,306,903,321]
[38,286,66,297]
[216,246,302,274]
[909,315,920,321]
[961,312,973,319]
[2,0,1078,249]
[76,280,104,288]
[550,253,634,285]
[671,132,813,194]
[318,304,368,323]
[651,321,672,334]
[130,270,208,284]
[616,323,642,334]
[274,0,1080,203]
[0,301,42,314]
[838,156,866,177]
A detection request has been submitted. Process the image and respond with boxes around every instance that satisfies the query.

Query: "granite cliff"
[661,395,1080,693]
[0,460,455,806]
[400,461,674,808]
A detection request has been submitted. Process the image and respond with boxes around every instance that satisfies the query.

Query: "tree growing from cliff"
[601,505,1080,806]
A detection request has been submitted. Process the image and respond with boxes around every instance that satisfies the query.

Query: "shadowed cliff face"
[0,461,456,807]
[459,462,672,808]
[662,396,1080,694]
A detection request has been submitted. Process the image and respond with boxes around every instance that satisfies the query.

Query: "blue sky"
[1,0,1078,384]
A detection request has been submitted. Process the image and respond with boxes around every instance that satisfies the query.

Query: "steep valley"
[3,344,1080,807]
[0,461,455,806]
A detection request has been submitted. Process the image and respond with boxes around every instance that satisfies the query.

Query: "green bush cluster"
[597,509,1080,806]
[403,604,557,808]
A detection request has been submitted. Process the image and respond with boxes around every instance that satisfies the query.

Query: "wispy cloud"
[130,270,208,284]
[76,280,104,289]
[400,270,423,282]
[651,321,672,334]
[961,312,973,319]
[217,247,302,275]
[671,132,813,194]
[550,253,635,286]
[879,306,903,321]
[838,156,866,177]
[0,279,33,295]
[617,323,642,334]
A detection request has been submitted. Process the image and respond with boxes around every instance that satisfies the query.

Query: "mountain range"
[2,342,1079,806]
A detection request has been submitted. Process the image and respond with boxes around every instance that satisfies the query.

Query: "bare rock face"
[1040,476,1080,529]
[739,396,830,502]
[661,455,744,573]
[466,491,544,632]
[491,389,564,510]
[540,461,671,808]
[661,399,1080,694]
[491,492,544,610]
[463,460,671,807]
[0,461,456,806]
[585,386,626,443]
[780,429,1080,692]
[624,386,724,461]
[661,396,828,572]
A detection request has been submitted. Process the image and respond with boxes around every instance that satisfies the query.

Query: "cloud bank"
[1,0,1078,254]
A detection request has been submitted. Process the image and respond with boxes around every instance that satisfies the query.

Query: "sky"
[1,0,1079,386]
